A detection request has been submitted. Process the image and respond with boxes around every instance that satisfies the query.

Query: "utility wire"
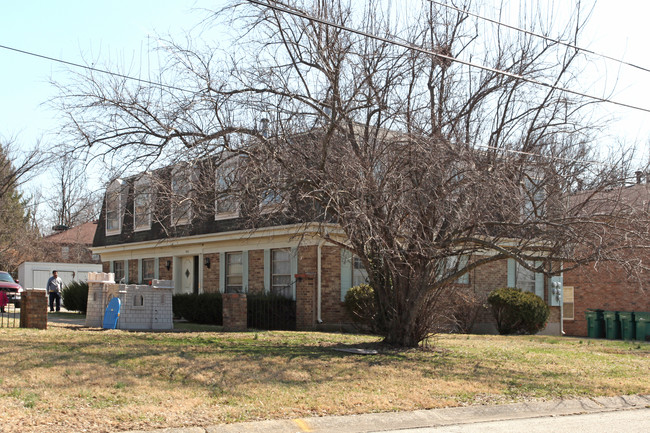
[428,0,650,74]
[248,0,650,114]
[0,43,193,93]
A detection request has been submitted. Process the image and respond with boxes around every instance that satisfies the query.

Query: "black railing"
[247,292,296,330]
[0,302,19,328]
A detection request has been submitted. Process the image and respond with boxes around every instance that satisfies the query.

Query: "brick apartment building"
[91,163,565,333]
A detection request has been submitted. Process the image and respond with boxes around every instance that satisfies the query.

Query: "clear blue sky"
[1,1,649,197]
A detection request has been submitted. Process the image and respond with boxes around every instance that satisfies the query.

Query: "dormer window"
[215,159,239,220]
[106,179,124,235]
[522,175,546,220]
[134,175,153,231]
[260,189,283,214]
[172,166,196,226]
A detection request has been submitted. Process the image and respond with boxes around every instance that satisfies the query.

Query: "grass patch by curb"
[0,327,647,433]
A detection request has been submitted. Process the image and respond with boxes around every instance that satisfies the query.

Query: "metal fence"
[247,294,296,330]
[0,302,19,328]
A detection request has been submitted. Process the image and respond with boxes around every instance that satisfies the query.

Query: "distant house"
[16,221,103,291]
[41,221,101,264]
[91,161,563,334]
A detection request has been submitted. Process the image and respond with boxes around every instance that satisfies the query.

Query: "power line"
[0,43,192,93]
[427,0,650,74]
[247,0,650,115]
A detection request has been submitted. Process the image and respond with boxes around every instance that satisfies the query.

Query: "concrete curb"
[121,394,650,433]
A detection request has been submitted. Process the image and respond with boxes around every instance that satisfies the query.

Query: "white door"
[181,257,194,294]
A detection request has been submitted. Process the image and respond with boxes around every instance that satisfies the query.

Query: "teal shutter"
[290,247,298,300]
[109,261,114,273]
[534,261,544,298]
[340,249,353,301]
[123,260,129,284]
[242,250,249,293]
[507,259,516,288]
[137,258,143,283]
[154,258,159,280]
[263,249,271,293]
[219,252,226,292]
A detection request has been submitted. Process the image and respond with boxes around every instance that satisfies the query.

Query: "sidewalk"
[122,394,650,433]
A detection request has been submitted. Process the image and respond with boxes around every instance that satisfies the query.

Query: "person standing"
[46,270,63,312]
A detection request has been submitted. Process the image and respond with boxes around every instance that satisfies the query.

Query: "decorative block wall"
[85,272,118,327]
[20,289,47,329]
[85,272,174,330]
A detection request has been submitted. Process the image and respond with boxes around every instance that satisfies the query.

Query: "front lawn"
[1,326,648,433]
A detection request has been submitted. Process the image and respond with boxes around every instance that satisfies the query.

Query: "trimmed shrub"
[172,293,223,325]
[247,293,296,330]
[487,287,550,335]
[62,281,89,314]
[344,284,380,333]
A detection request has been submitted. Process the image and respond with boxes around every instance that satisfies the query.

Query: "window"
[514,262,536,293]
[352,256,369,287]
[113,261,125,283]
[106,180,123,234]
[133,294,144,307]
[225,252,243,293]
[563,286,574,320]
[171,166,195,226]
[522,176,546,220]
[260,190,283,214]
[443,255,469,284]
[61,246,70,260]
[142,258,155,282]
[271,249,292,297]
[215,160,239,219]
[134,175,152,231]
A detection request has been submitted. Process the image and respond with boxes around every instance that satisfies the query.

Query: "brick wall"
[470,259,508,332]
[248,249,265,295]
[158,256,173,281]
[128,259,138,284]
[223,293,247,331]
[203,253,220,293]
[20,289,47,329]
[295,273,316,330]
[563,262,650,337]
[320,245,349,324]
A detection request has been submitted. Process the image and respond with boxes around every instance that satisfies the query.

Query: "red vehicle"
[0,271,22,309]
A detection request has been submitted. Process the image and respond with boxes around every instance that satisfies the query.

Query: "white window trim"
[133,175,153,232]
[105,179,124,236]
[270,248,292,296]
[225,251,244,293]
[141,258,155,282]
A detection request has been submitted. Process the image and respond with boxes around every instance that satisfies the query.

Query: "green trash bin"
[635,312,650,342]
[618,312,636,340]
[603,311,621,339]
[585,309,605,338]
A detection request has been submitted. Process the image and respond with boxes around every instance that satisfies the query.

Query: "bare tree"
[55,0,650,346]
[43,153,100,231]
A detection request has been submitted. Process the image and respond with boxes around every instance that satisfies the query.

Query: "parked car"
[0,271,22,308]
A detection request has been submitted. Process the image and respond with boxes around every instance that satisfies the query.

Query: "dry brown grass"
[0,323,648,433]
